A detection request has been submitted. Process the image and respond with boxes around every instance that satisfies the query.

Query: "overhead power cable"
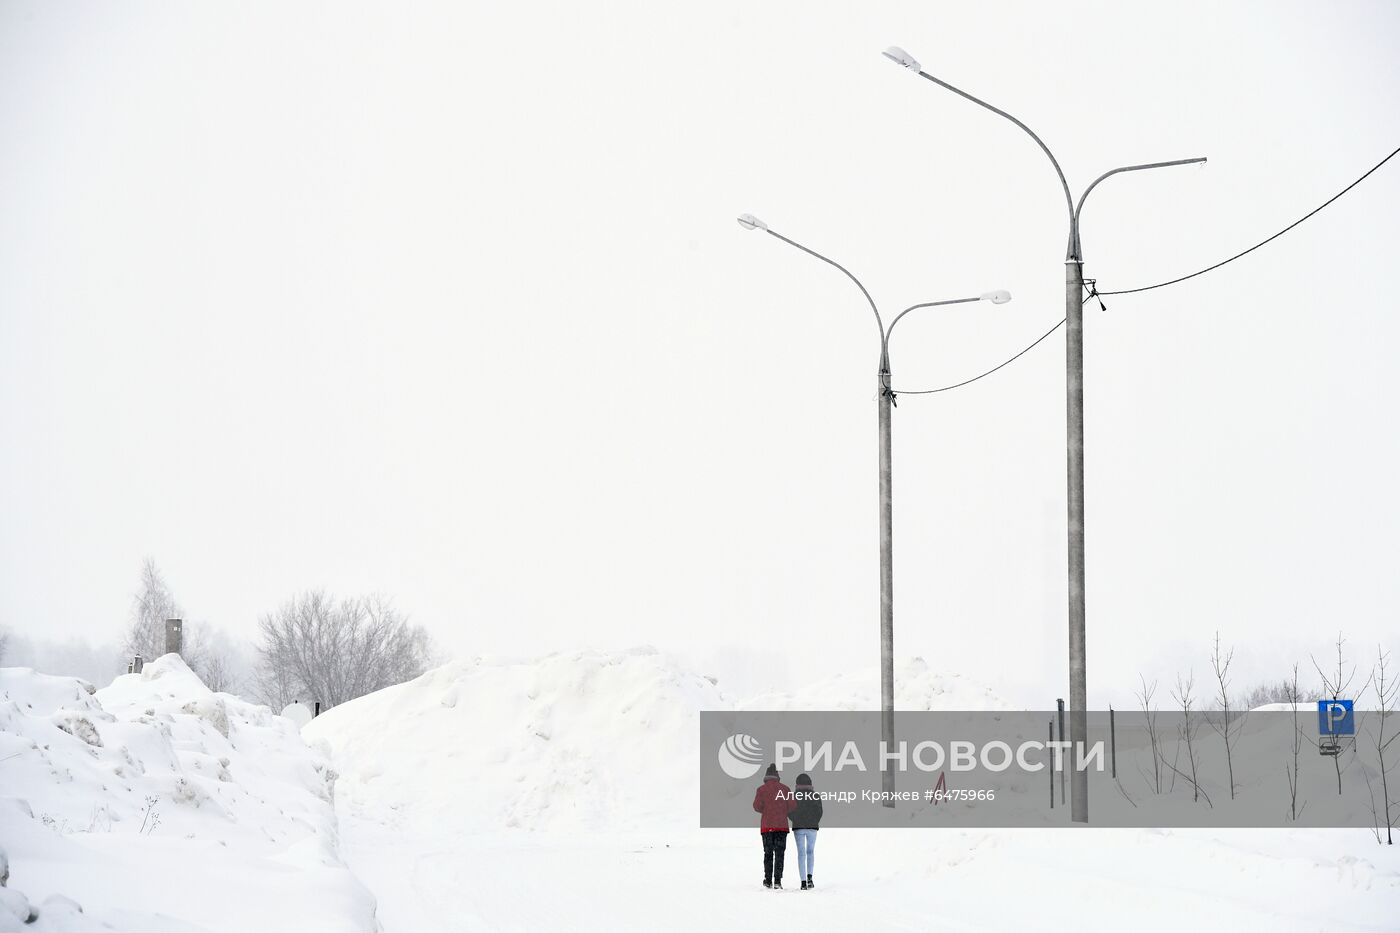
[1100,144,1400,296]
[892,145,1398,397]
[892,294,1091,397]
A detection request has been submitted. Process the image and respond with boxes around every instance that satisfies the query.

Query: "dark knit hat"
[796,773,813,787]
[765,763,779,779]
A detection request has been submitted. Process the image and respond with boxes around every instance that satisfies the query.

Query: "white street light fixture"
[882,46,921,72]
[980,290,1013,305]
[736,213,768,231]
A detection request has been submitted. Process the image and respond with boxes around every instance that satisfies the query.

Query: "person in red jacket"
[752,763,797,888]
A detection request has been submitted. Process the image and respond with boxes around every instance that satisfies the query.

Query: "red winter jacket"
[752,776,797,832]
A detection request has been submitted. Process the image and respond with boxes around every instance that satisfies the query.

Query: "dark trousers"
[762,831,788,883]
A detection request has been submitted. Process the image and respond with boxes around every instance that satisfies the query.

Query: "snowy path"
[335,797,1399,933]
[337,804,977,933]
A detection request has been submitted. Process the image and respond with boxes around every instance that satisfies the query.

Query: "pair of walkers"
[752,763,822,890]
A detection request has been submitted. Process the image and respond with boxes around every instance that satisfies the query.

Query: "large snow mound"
[304,646,729,834]
[0,655,376,932]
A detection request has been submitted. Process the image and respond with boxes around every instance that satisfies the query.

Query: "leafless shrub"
[256,591,434,711]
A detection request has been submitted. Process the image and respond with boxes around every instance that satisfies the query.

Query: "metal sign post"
[1057,699,1066,805]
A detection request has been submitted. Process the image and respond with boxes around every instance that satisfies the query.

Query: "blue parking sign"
[1317,700,1354,737]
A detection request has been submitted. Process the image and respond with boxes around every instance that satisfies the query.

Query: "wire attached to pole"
[1099,144,1400,297]
[892,317,1067,396]
[892,294,1093,396]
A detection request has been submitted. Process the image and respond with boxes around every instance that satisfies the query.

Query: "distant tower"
[165,618,183,656]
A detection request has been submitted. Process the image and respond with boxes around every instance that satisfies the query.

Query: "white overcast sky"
[1,1,1397,705]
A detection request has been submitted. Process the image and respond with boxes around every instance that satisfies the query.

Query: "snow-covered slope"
[0,656,376,932]
[304,646,729,834]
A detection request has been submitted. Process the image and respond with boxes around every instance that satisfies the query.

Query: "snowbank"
[0,656,377,932]
[305,646,729,834]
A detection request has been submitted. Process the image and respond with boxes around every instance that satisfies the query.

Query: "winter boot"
[807,874,814,889]
[763,879,772,889]
[800,880,809,890]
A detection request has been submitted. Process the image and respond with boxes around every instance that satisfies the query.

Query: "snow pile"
[307,650,1013,840]
[0,656,376,932]
[304,646,729,834]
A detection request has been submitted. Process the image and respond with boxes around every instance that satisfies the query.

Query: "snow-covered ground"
[306,648,1400,933]
[4,648,1397,931]
[0,657,376,932]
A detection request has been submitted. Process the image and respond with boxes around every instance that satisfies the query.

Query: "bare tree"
[199,648,235,694]
[1282,663,1307,822]
[1135,675,1164,795]
[1207,632,1243,800]
[1361,647,1396,845]
[0,625,9,665]
[196,626,255,696]
[255,643,301,711]
[256,591,433,710]
[1170,671,1210,806]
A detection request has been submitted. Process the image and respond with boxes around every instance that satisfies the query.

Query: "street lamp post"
[738,212,1011,804]
[883,45,1204,823]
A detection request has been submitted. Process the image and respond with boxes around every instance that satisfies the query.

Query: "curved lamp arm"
[1071,157,1207,259]
[887,48,1208,264]
[885,297,979,341]
[737,216,886,345]
[884,290,1012,357]
[898,63,1074,235]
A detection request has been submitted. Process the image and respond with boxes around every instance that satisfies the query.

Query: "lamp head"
[882,46,921,72]
[980,290,1012,305]
[736,213,768,232]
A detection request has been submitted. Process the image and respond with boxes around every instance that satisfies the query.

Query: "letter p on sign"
[1317,700,1355,737]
